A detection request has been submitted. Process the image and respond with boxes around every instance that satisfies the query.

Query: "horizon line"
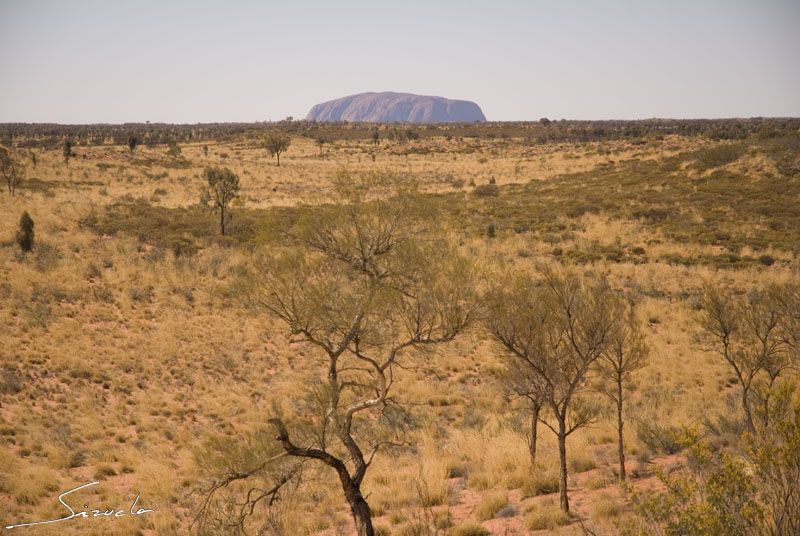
[2,116,800,127]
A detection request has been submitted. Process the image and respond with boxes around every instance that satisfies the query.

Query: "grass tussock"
[525,503,571,530]
[451,523,490,536]
[474,492,510,520]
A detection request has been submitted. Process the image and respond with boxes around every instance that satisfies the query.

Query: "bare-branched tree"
[234,171,478,536]
[597,299,648,482]
[700,283,794,433]
[486,265,620,514]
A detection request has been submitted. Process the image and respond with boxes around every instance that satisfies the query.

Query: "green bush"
[690,143,747,171]
[15,211,34,253]
[636,421,683,454]
[758,254,776,266]
[472,184,500,197]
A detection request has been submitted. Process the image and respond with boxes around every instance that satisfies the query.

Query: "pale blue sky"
[1,0,798,123]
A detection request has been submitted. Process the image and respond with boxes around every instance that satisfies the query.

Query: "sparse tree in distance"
[231,172,478,536]
[540,117,551,127]
[167,143,182,158]
[200,166,240,235]
[486,266,620,514]
[0,146,24,195]
[263,132,291,166]
[62,139,73,165]
[372,129,380,146]
[202,144,208,157]
[127,135,138,154]
[597,300,648,482]
[316,137,326,155]
[16,211,34,253]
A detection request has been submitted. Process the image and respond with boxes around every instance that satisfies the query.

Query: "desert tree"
[495,362,545,468]
[235,171,477,536]
[200,166,240,236]
[700,283,793,433]
[371,130,380,146]
[16,211,34,253]
[597,299,648,482]
[167,143,182,158]
[486,265,620,514]
[263,132,291,166]
[0,146,24,195]
[316,137,326,155]
[127,135,138,154]
[62,139,73,165]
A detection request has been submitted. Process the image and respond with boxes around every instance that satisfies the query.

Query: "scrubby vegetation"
[1,120,798,535]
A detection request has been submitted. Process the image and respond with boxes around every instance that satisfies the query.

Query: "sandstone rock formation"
[306,92,486,123]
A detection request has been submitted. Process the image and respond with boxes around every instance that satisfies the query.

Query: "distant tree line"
[2,117,798,150]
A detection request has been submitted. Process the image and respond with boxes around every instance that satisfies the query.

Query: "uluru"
[306,92,486,123]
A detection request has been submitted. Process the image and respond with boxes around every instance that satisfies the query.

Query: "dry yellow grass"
[1,131,797,535]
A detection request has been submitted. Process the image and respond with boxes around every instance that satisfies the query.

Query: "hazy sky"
[1,0,798,123]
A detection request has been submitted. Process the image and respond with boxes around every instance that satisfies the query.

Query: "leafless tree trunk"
[557,417,569,512]
[616,376,626,482]
[598,302,648,483]
[529,396,541,467]
[270,419,374,536]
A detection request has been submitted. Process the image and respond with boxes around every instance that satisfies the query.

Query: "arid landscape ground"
[1,120,799,535]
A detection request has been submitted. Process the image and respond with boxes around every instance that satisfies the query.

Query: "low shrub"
[521,470,560,497]
[472,184,500,197]
[452,523,490,536]
[636,421,683,454]
[396,521,426,536]
[525,505,569,530]
[758,254,776,266]
[591,495,623,519]
[475,492,509,520]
